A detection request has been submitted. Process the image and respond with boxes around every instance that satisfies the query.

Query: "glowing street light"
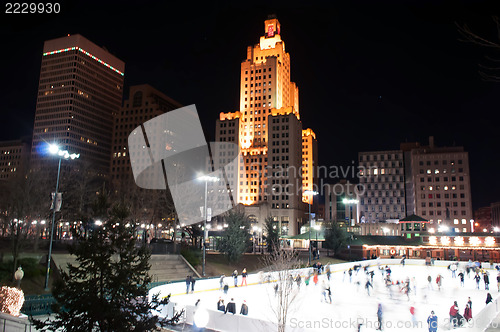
[304,190,318,266]
[44,143,79,291]
[198,174,219,277]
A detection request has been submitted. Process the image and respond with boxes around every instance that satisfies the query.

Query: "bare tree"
[261,246,302,332]
[457,16,500,81]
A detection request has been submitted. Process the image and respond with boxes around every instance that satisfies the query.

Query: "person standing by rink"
[464,303,472,322]
[232,270,238,287]
[240,300,249,315]
[376,303,383,331]
[191,276,196,293]
[185,275,191,294]
[219,274,225,290]
[241,268,248,287]
[427,310,438,332]
[497,272,500,292]
[225,298,236,314]
[217,298,225,312]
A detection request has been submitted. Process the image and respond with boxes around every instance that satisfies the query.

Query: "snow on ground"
[161,261,499,331]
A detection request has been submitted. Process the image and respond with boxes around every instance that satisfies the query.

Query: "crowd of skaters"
[186,258,499,331]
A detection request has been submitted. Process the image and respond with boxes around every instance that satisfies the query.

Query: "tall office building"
[358,137,474,232]
[358,150,406,222]
[110,84,182,186]
[408,138,473,232]
[31,34,125,176]
[215,16,317,235]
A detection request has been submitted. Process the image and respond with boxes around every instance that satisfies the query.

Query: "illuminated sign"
[267,25,274,37]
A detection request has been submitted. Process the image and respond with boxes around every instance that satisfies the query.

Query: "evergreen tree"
[323,221,348,256]
[217,210,250,262]
[264,216,279,253]
[33,201,181,331]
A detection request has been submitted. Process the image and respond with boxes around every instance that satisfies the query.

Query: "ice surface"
[154,261,499,331]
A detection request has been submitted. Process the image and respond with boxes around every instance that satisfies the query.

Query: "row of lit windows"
[245,68,272,74]
[219,121,237,128]
[420,185,465,191]
[361,175,405,183]
[270,148,290,154]
[359,153,402,161]
[421,210,468,217]
[364,205,404,212]
[422,201,466,207]
[244,75,272,81]
[419,168,463,174]
[419,176,465,183]
[421,192,465,199]
[419,159,463,166]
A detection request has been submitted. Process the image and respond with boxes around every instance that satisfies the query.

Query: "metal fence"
[21,280,185,317]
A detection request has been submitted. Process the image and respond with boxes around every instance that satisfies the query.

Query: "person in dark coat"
[232,270,238,287]
[185,275,191,294]
[217,298,225,311]
[427,310,438,332]
[376,303,383,331]
[486,293,493,305]
[464,303,472,322]
[484,273,490,290]
[240,300,248,315]
[191,276,196,293]
[225,298,236,314]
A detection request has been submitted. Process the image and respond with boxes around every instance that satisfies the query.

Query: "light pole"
[342,198,359,227]
[198,175,218,277]
[304,190,318,266]
[44,144,79,291]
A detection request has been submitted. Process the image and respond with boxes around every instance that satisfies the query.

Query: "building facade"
[358,150,406,223]
[358,137,474,233]
[110,84,182,185]
[474,206,493,232]
[0,138,31,181]
[31,34,125,176]
[409,139,473,232]
[215,16,317,235]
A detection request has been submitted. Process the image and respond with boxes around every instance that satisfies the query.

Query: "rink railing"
[149,258,500,331]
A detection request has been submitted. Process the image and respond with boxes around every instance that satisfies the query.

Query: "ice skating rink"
[151,259,499,331]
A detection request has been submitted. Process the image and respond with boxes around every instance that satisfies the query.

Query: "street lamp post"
[198,175,218,277]
[304,190,318,266]
[44,144,79,291]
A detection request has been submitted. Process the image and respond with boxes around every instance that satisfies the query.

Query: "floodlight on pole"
[304,190,318,266]
[44,143,79,291]
[197,174,219,277]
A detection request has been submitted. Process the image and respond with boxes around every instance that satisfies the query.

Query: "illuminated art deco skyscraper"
[216,16,317,235]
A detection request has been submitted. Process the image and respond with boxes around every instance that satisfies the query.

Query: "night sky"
[1,0,499,210]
